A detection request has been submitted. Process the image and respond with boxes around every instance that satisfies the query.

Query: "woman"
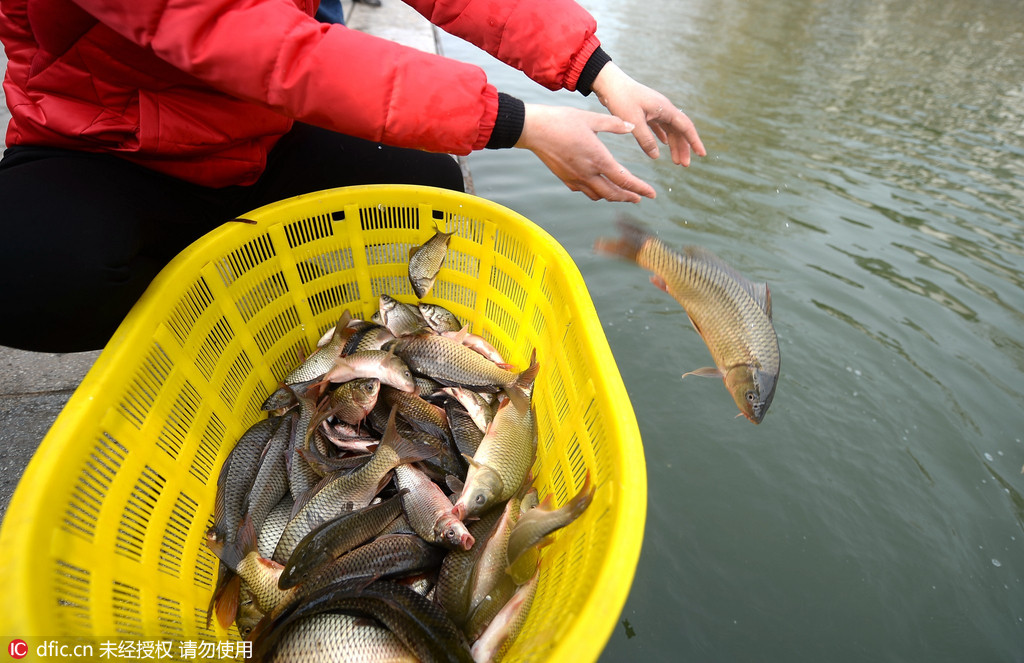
[0,0,704,352]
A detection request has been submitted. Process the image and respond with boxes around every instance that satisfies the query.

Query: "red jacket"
[0,0,600,187]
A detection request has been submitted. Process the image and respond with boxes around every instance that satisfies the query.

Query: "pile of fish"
[205,226,594,662]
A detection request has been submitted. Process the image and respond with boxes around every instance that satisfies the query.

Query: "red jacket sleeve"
[69,0,501,153]
[404,0,601,92]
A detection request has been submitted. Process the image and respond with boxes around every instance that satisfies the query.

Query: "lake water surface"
[441,0,1024,660]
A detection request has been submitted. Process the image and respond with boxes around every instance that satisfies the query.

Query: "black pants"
[0,123,465,352]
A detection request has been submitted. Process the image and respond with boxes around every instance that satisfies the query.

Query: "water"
[440,0,1024,660]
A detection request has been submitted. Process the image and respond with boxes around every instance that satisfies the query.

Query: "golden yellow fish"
[596,219,780,423]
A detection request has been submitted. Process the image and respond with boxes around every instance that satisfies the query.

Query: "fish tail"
[516,349,540,392]
[208,572,242,631]
[594,218,650,262]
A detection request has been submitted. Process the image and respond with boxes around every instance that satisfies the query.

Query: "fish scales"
[638,238,775,371]
[596,219,781,422]
[387,333,519,392]
[263,612,416,663]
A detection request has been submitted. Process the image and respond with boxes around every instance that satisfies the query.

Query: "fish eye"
[474,494,486,506]
[746,391,756,403]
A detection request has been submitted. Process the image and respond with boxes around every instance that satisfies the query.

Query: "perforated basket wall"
[0,185,646,662]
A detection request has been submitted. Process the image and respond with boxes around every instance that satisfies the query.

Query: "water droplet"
[985,452,994,461]
[992,559,1002,567]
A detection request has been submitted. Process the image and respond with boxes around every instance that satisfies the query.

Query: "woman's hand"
[515,103,656,203]
[591,62,706,166]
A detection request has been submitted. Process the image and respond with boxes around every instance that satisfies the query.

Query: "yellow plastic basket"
[0,185,645,661]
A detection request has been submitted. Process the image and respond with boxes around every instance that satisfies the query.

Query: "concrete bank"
[0,0,447,521]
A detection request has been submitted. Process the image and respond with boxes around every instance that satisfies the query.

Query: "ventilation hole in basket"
[219,350,253,410]
[543,548,568,604]
[112,580,143,636]
[566,435,588,493]
[494,228,535,278]
[539,425,556,454]
[284,213,333,248]
[331,210,345,222]
[551,453,570,506]
[307,283,360,319]
[297,247,354,283]
[531,305,547,339]
[157,596,186,638]
[549,368,569,424]
[215,235,277,289]
[432,281,476,311]
[63,433,127,540]
[365,240,413,268]
[193,536,217,590]
[115,466,167,562]
[484,298,517,345]
[191,414,225,484]
[269,340,307,384]
[359,204,418,231]
[193,607,219,639]
[444,248,480,278]
[582,399,609,481]
[488,266,528,312]
[166,278,215,347]
[119,343,173,431]
[54,558,91,611]
[158,380,202,461]
[159,492,198,578]
[446,213,486,245]
[370,275,412,298]
[233,271,288,323]
[539,266,555,305]
[569,530,589,577]
[254,305,301,356]
[194,317,234,383]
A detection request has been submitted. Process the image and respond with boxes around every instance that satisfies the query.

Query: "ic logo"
[8,640,28,659]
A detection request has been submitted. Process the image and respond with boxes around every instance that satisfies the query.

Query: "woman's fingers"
[516,103,657,203]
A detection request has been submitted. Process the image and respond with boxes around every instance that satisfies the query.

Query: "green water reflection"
[444,0,1024,659]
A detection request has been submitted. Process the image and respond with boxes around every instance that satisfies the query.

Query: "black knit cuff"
[576,47,612,96]
[485,93,526,150]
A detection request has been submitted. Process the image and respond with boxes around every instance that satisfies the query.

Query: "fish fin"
[649,274,670,293]
[685,312,703,337]
[516,349,540,391]
[764,284,773,321]
[682,367,723,379]
[381,405,439,464]
[462,453,482,470]
[409,245,422,260]
[452,325,470,344]
[593,217,649,261]
[211,573,242,631]
[331,310,353,341]
[446,474,465,497]
[535,493,556,511]
[503,385,529,414]
[236,514,260,559]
